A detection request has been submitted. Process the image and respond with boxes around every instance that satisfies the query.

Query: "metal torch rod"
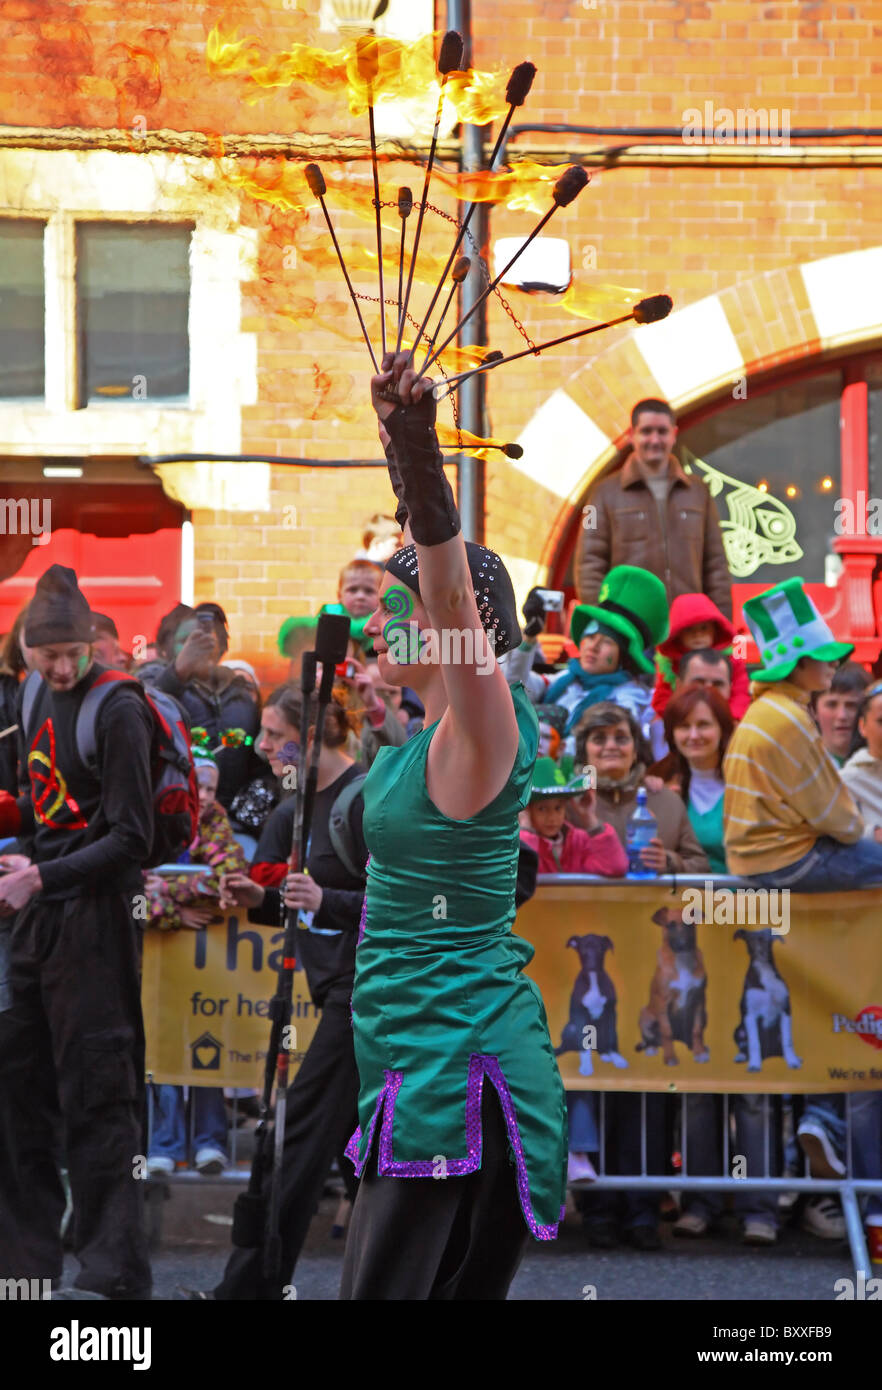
[408,100,523,372]
[394,30,464,353]
[421,203,561,376]
[306,164,379,373]
[368,102,386,359]
[358,38,387,360]
[431,310,636,399]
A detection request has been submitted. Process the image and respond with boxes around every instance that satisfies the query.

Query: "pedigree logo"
[832,1007,882,1051]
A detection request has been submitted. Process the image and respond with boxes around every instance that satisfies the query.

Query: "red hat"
[657,592,734,660]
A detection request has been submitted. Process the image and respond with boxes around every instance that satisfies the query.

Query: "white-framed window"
[0,150,259,485]
[0,218,46,399]
[76,220,192,406]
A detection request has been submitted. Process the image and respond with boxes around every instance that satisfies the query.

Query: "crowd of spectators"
[1,395,880,1270]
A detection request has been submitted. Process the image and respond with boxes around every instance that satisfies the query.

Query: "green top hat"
[570,565,669,676]
[529,757,592,800]
[743,576,853,682]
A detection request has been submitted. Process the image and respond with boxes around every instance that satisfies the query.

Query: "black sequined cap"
[385,542,522,657]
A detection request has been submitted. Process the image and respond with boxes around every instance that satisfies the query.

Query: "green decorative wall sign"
[681,447,803,578]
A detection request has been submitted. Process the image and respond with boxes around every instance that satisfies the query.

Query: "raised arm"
[372,354,519,819]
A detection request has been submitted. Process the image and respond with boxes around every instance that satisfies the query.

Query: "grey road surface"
[61,1184,855,1302]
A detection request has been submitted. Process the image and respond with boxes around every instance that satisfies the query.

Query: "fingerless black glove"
[381,435,410,533]
[383,391,461,547]
[522,586,546,640]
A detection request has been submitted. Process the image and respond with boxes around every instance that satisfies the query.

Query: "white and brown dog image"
[555,934,628,1077]
[732,927,802,1072]
[636,906,709,1065]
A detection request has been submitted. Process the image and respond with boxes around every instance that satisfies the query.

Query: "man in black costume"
[0,565,154,1299]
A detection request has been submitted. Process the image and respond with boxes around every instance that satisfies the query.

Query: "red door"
[0,479,184,652]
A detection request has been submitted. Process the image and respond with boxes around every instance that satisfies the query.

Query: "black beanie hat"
[384,543,522,657]
[25,565,93,646]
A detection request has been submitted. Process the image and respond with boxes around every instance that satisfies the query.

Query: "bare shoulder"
[425,695,522,822]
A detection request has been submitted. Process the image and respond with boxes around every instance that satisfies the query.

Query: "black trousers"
[576,1092,668,1231]
[339,1086,529,1301]
[0,892,151,1297]
[214,982,360,1300]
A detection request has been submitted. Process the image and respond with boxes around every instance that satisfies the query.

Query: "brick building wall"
[1,1,881,679]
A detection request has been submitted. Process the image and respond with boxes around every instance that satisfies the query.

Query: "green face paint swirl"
[381,585,420,665]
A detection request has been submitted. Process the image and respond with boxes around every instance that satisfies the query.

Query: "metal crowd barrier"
[144,873,882,1279]
[585,1089,879,1281]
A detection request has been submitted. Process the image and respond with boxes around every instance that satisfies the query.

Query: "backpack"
[21,668,199,868]
[328,773,368,880]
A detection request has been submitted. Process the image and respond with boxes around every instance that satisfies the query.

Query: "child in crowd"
[144,753,248,1176]
[519,759,627,1185]
[319,559,381,655]
[277,560,382,680]
[543,566,669,738]
[652,592,750,722]
[520,757,628,876]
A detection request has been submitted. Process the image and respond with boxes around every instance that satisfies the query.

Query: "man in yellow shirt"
[724,577,882,1260]
[725,577,882,889]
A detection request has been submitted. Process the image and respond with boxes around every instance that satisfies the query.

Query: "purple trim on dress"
[356,855,370,946]
[344,1054,560,1241]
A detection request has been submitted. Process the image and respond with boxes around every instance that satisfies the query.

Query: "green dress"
[345,682,567,1238]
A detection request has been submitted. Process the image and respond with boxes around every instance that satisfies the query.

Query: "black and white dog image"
[733,927,802,1072]
[555,934,628,1077]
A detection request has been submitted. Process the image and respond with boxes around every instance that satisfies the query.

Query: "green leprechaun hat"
[742,576,853,682]
[277,614,317,656]
[570,565,669,676]
[529,757,592,800]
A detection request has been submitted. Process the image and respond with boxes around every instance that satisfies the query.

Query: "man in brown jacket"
[577,399,732,619]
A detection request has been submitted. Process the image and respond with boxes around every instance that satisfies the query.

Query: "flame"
[434,344,497,373]
[558,281,644,320]
[442,67,509,127]
[297,224,464,289]
[226,148,586,236]
[206,27,508,125]
[437,424,509,460]
[432,159,582,215]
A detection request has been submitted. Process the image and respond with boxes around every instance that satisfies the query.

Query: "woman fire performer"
[338,354,566,1301]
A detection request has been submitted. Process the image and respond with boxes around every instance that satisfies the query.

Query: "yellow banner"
[142,887,882,1094]
[142,912,320,1087]
[517,882,882,1092]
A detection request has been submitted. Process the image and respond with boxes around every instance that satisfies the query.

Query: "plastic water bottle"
[626,787,658,879]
